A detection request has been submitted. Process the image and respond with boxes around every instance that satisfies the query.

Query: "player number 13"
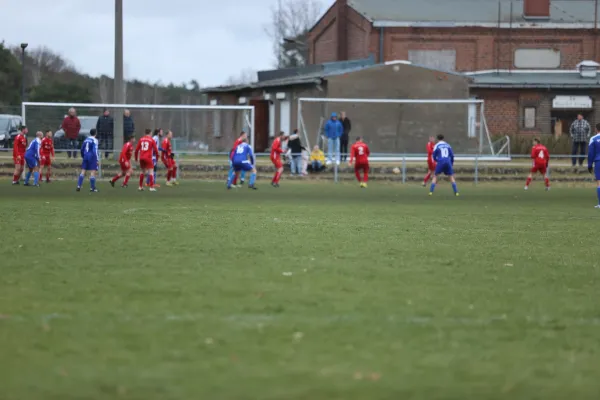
[141,142,150,151]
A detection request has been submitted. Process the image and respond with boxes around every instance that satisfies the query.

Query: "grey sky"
[1,0,284,87]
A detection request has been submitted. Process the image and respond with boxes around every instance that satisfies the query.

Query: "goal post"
[21,102,256,158]
[297,97,505,161]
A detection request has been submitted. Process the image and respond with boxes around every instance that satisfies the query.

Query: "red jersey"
[135,136,159,161]
[119,141,134,163]
[531,144,550,166]
[40,137,54,157]
[270,137,283,160]
[13,134,27,158]
[350,141,370,165]
[161,138,172,161]
[426,141,435,164]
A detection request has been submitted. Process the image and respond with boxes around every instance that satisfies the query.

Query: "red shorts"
[120,161,131,172]
[139,159,153,170]
[271,158,282,169]
[355,162,369,171]
[162,158,173,169]
[40,155,52,167]
[428,160,437,171]
[531,163,547,175]
[13,156,24,166]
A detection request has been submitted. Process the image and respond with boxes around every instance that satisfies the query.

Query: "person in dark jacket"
[287,130,304,176]
[61,108,81,158]
[96,108,114,159]
[123,109,135,143]
[340,111,351,161]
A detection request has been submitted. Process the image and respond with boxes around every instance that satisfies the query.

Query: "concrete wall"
[315,63,474,153]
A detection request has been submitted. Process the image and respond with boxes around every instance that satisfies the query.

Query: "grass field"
[1,180,600,400]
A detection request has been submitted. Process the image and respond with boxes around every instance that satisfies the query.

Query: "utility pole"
[114,0,125,156]
[20,43,28,104]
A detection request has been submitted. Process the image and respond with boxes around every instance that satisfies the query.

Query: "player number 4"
[538,151,544,159]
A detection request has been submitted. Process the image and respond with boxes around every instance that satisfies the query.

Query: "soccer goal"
[297,97,509,161]
[21,102,255,159]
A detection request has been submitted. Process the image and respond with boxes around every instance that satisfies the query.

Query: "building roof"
[469,70,600,88]
[347,0,599,27]
[204,56,376,93]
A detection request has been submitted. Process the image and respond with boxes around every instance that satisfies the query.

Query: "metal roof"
[469,71,600,88]
[348,0,599,25]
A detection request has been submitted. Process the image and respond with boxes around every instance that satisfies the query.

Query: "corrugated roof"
[470,71,600,88]
[349,0,598,24]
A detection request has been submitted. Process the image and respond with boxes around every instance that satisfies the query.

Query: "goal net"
[297,97,507,160]
[21,102,255,158]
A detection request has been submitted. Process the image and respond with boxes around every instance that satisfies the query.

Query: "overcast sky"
[1,0,291,87]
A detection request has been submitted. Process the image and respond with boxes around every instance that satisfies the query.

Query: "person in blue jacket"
[323,112,343,165]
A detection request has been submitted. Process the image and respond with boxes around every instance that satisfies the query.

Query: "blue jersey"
[588,134,600,168]
[232,143,254,165]
[25,138,41,160]
[433,141,454,165]
[81,137,99,160]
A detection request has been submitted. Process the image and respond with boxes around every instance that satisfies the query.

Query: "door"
[250,99,269,153]
[467,100,477,138]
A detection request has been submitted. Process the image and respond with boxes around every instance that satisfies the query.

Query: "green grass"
[1,180,600,400]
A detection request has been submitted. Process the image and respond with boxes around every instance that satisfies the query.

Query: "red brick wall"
[473,90,520,135]
[308,3,600,70]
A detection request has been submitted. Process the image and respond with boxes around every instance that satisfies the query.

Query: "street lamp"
[20,43,28,103]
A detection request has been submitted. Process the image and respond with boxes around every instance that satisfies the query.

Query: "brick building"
[204,59,474,154]
[309,0,600,136]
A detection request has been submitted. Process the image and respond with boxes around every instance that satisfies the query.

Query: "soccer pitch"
[1,180,599,399]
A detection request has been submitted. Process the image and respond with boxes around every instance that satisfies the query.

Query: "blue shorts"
[25,156,38,169]
[233,161,253,172]
[595,163,600,181]
[435,162,454,176]
[81,158,98,171]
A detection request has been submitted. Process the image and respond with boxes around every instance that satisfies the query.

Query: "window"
[408,50,456,71]
[279,100,291,135]
[515,49,560,69]
[524,107,536,128]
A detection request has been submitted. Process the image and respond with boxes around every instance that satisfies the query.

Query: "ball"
[392,167,400,174]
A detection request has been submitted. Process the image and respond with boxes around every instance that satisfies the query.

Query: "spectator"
[61,108,81,158]
[287,130,304,176]
[570,113,591,169]
[340,111,351,161]
[123,109,135,142]
[324,112,343,165]
[309,145,325,172]
[96,108,114,159]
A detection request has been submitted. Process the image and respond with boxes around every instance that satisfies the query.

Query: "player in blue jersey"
[588,123,600,208]
[77,129,100,192]
[23,131,43,187]
[429,134,459,196]
[227,138,257,190]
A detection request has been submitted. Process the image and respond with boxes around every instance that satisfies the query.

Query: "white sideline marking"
[3,313,600,327]
[122,208,138,214]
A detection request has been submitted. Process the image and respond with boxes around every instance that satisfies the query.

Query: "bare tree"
[264,0,323,68]
[15,46,76,86]
[225,68,257,85]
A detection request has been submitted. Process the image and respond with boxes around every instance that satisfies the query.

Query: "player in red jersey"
[270,131,288,187]
[12,125,28,185]
[349,136,370,188]
[229,131,247,186]
[110,135,136,188]
[39,130,55,183]
[135,129,159,191]
[525,138,551,191]
[162,130,179,186]
[422,136,436,187]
